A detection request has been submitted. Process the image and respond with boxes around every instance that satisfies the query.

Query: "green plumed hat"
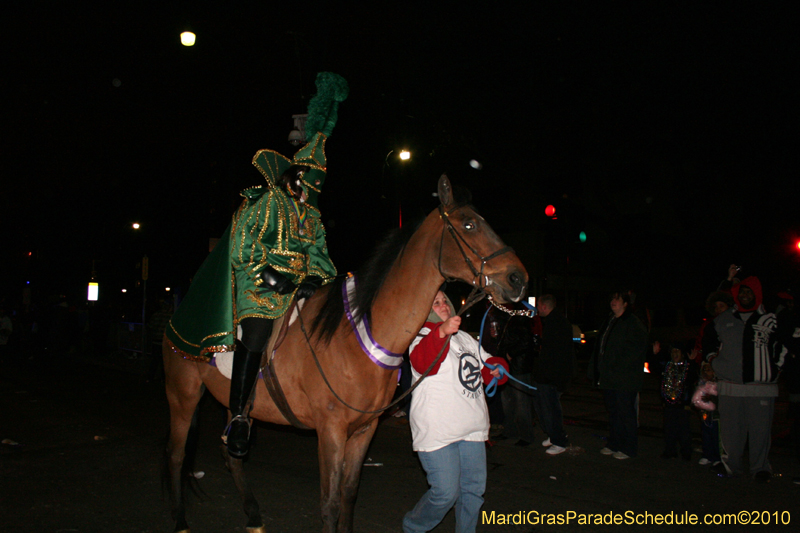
[252,72,348,209]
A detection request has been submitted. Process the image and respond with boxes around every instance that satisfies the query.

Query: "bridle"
[437,204,514,291]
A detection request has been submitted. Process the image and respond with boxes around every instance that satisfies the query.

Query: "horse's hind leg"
[337,421,379,533]
[164,351,204,533]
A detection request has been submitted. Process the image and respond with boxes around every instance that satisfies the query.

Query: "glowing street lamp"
[399,150,411,161]
[132,222,141,230]
[87,282,99,302]
[180,31,196,47]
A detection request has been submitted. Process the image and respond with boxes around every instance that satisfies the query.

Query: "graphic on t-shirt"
[458,352,482,392]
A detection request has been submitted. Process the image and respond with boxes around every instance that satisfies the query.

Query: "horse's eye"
[464,221,475,231]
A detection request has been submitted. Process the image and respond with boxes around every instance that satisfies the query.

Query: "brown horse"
[163,175,528,532]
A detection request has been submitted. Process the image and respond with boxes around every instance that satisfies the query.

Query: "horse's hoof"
[246,527,266,533]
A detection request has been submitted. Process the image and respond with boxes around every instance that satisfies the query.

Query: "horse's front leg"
[227,455,266,533]
[317,422,348,533]
[337,420,379,533]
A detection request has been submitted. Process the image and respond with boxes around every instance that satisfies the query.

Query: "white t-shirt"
[408,327,490,452]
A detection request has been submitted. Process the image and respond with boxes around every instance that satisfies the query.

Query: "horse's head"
[436,175,528,303]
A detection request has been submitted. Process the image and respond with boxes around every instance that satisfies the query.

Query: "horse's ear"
[438,174,453,208]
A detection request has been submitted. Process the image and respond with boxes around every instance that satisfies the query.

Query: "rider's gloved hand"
[259,265,297,295]
[296,276,322,300]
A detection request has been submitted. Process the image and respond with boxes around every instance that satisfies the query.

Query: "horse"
[163,174,529,533]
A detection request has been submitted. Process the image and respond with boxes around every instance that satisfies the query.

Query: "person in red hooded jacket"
[702,275,787,481]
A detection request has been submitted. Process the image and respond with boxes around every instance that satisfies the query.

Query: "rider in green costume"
[165,72,347,457]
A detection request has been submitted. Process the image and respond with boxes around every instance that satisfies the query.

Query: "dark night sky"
[3,2,797,322]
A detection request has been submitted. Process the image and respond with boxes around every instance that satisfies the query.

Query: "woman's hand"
[439,316,461,338]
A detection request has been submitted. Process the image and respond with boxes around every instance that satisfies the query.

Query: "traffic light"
[545,204,556,218]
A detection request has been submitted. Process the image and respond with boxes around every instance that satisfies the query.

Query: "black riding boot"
[226,339,265,458]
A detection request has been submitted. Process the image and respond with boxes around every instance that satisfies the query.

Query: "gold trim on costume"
[168,321,201,348]
[164,337,210,362]
[201,330,235,344]
[200,344,235,358]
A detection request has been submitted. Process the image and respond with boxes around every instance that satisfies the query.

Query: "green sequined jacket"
[165,185,336,361]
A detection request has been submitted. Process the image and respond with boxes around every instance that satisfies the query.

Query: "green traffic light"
[579,231,587,243]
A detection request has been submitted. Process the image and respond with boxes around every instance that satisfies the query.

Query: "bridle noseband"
[437,204,514,290]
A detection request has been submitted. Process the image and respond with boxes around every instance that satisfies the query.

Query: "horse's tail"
[162,385,206,499]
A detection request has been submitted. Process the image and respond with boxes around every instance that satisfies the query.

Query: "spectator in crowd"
[147,299,173,350]
[695,360,721,467]
[775,290,800,484]
[691,291,733,466]
[588,291,649,460]
[495,312,537,446]
[658,342,697,460]
[702,276,786,481]
[534,294,575,456]
[146,299,173,381]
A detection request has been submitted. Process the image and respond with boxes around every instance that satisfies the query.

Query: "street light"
[87,260,98,302]
[288,114,308,147]
[383,149,413,228]
[180,31,196,47]
[87,282,99,302]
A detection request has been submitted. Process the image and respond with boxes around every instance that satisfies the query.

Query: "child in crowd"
[660,343,697,460]
[696,362,722,466]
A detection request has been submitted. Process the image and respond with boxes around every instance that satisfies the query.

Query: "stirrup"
[222,415,252,451]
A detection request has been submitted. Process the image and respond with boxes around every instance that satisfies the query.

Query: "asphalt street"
[2,349,798,532]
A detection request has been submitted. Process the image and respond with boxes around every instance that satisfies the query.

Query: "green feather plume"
[304,72,349,138]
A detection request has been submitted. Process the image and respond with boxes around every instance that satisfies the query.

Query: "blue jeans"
[533,383,568,447]
[701,416,721,463]
[403,440,487,533]
[603,389,639,457]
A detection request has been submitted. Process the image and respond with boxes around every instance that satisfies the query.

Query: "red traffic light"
[545,205,556,217]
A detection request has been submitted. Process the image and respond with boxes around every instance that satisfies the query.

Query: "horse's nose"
[507,270,527,300]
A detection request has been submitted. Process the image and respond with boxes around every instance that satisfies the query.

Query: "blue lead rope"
[479,304,538,397]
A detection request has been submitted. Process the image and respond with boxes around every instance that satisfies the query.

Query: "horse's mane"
[311,224,417,343]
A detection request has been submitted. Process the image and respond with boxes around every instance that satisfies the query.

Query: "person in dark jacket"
[495,311,537,446]
[588,291,649,459]
[534,294,575,455]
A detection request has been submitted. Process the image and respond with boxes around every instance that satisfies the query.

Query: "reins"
[296,287,487,421]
